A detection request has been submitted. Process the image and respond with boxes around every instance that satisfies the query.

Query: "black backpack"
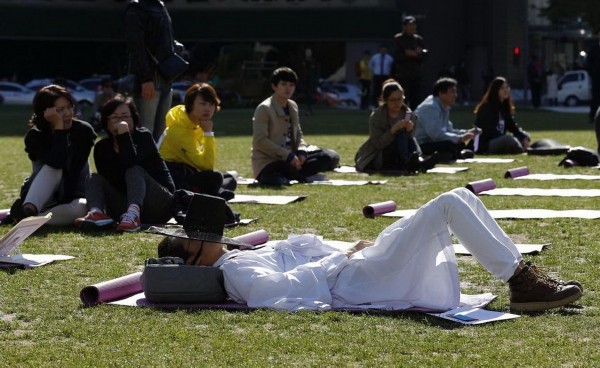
[558,147,600,167]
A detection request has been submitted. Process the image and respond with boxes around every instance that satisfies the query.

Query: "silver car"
[0,82,36,105]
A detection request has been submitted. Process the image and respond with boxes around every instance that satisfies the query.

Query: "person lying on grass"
[151,188,582,313]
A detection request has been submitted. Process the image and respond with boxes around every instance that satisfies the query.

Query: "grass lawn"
[0,103,599,366]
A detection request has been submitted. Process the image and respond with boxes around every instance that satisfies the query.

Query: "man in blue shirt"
[368,45,394,108]
[414,78,478,160]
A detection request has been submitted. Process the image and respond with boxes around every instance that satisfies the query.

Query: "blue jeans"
[135,80,173,142]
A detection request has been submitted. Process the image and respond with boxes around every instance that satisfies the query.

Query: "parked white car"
[557,70,592,107]
[317,82,361,109]
[0,82,36,105]
[25,78,95,108]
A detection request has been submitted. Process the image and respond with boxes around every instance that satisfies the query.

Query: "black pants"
[258,148,340,184]
[397,77,422,111]
[166,161,224,196]
[371,75,388,106]
[419,140,465,161]
[359,78,371,110]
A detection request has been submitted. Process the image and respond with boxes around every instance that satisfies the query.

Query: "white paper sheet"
[430,306,520,324]
[228,194,307,205]
[453,243,549,255]
[426,167,469,174]
[515,173,600,181]
[334,165,359,173]
[0,254,74,267]
[480,188,600,197]
[456,158,515,163]
[382,208,600,219]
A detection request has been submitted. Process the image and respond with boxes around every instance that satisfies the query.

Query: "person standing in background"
[124,0,178,142]
[301,48,319,116]
[393,15,427,110]
[527,55,543,109]
[369,45,394,108]
[586,30,600,124]
[358,50,372,110]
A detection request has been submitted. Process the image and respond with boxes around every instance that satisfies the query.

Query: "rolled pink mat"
[80,272,143,307]
[466,178,496,194]
[363,200,397,218]
[504,166,530,179]
[233,229,269,246]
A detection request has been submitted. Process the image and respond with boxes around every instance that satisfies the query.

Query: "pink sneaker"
[75,211,114,229]
[116,212,141,233]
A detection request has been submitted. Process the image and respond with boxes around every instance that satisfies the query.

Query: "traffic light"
[513,46,521,66]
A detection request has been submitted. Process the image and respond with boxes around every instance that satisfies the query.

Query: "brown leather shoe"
[508,263,582,312]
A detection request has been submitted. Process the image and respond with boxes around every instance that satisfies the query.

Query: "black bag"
[171,189,240,226]
[157,52,189,84]
[558,146,599,167]
[141,257,227,304]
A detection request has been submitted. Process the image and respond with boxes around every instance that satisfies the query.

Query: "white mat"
[382,208,600,219]
[515,173,600,181]
[480,188,600,197]
[456,158,515,163]
[228,194,307,205]
[426,166,469,174]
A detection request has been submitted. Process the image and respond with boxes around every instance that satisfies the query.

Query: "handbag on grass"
[141,257,227,304]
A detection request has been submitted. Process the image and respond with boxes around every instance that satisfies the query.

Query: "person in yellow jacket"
[159,83,235,199]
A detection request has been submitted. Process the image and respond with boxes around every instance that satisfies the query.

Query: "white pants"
[332,187,523,310]
[24,165,87,226]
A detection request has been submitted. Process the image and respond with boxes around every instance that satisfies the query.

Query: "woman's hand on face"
[44,107,64,130]
[199,119,213,133]
[112,121,130,136]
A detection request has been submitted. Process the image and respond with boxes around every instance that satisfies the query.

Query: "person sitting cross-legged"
[150,188,582,313]
[252,67,340,185]
[75,95,175,232]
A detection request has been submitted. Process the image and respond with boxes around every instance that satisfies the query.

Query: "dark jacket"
[393,32,426,80]
[354,104,414,172]
[24,119,96,202]
[124,0,175,85]
[474,102,529,153]
[94,127,175,194]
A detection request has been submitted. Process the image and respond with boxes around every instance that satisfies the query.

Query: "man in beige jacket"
[251,67,339,185]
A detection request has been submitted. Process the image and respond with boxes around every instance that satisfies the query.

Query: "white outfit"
[215,188,522,312]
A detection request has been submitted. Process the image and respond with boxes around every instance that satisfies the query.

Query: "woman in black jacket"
[473,76,530,154]
[75,94,175,232]
[6,85,96,226]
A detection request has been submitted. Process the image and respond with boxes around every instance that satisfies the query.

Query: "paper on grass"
[228,194,307,205]
[0,214,74,267]
[456,158,515,163]
[480,188,600,197]
[426,167,469,174]
[453,243,549,255]
[514,173,600,181]
[334,165,359,173]
[430,305,519,325]
[382,208,600,219]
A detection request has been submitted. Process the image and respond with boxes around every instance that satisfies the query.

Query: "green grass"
[1,103,599,367]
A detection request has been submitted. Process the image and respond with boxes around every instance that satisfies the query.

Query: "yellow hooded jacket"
[159,105,216,170]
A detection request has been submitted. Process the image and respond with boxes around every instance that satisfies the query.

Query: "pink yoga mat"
[232,229,269,250]
[504,166,530,179]
[466,178,496,194]
[0,209,9,222]
[363,201,397,218]
[80,272,143,307]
